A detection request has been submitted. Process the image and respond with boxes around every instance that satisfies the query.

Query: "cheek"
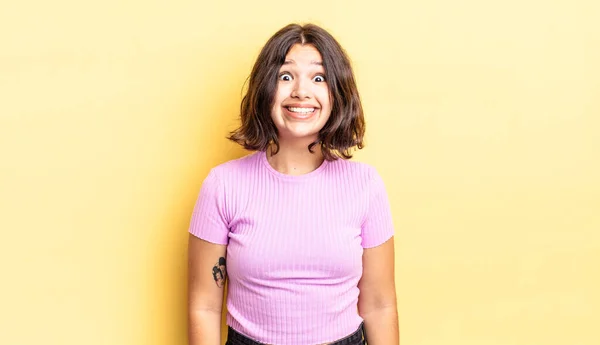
[269,105,280,125]
[321,95,333,115]
[271,88,287,111]
[321,110,332,125]
[271,91,283,112]
[319,89,332,110]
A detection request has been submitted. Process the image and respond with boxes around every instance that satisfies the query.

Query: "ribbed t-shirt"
[188,151,394,344]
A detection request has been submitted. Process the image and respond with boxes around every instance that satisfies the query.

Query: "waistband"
[226,323,365,345]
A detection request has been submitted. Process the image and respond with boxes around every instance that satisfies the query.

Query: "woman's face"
[270,44,332,143]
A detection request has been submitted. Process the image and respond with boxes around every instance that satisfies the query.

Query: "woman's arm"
[357,238,399,345]
[188,234,227,345]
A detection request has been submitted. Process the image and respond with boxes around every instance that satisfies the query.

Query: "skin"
[266,43,332,176]
[213,259,226,288]
[188,43,398,345]
[358,239,399,345]
[271,44,332,144]
[188,237,226,345]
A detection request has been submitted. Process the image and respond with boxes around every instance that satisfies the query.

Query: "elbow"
[358,293,398,319]
[188,300,223,316]
[358,302,398,319]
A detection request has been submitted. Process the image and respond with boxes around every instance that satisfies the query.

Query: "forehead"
[283,44,323,66]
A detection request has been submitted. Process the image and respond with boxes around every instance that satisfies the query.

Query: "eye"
[278,73,292,81]
[313,75,326,83]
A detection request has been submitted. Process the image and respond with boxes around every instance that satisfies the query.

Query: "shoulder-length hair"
[228,23,365,160]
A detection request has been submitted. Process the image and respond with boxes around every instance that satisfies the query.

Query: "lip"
[284,103,319,108]
[283,105,318,120]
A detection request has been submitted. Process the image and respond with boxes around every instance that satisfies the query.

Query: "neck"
[266,139,325,176]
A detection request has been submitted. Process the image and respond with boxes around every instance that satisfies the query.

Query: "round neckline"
[259,150,329,180]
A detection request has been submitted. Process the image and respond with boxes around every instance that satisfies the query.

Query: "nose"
[290,77,311,99]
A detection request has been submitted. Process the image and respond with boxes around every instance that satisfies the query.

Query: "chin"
[279,130,320,143]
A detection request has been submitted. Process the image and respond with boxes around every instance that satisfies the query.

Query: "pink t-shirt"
[189,151,394,344]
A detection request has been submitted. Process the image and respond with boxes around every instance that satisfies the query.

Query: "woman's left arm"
[358,237,399,345]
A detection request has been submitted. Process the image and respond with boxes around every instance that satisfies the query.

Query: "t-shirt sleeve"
[188,169,230,245]
[361,167,395,248]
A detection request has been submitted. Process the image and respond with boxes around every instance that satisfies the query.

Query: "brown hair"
[228,23,365,160]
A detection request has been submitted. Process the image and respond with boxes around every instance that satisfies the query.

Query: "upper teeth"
[288,107,315,113]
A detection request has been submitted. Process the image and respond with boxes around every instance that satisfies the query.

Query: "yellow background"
[1,0,598,344]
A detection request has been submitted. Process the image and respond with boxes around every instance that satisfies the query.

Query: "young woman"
[188,23,398,345]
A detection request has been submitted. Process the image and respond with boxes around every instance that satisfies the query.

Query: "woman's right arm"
[188,234,228,345]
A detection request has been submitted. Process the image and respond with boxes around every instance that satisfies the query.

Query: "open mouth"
[286,106,316,114]
[284,106,319,119]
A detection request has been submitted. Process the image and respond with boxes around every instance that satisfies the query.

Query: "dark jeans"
[226,323,366,345]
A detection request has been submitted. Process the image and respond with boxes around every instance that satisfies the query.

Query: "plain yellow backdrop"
[1,1,598,344]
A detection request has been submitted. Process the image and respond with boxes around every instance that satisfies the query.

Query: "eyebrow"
[283,59,323,66]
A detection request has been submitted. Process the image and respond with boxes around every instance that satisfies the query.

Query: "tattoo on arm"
[212,257,226,288]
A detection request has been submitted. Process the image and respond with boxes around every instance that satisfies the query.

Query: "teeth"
[288,107,315,114]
